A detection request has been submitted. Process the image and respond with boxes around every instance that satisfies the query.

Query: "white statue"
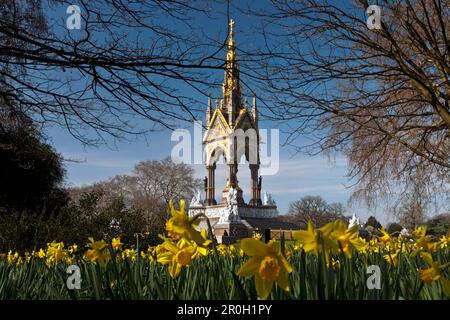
[227,186,235,206]
[269,194,275,205]
[263,192,276,206]
[190,190,203,207]
[263,192,269,206]
[348,213,361,229]
[219,187,240,223]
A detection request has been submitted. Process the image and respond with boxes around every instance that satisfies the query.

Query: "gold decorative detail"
[222,19,240,98]
[233,108,258,130]
[207,108,231,131]
[228,19,235,48]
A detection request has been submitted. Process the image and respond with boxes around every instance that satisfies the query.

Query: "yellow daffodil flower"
[46,241,67,265]
[7,250,19,264]
[384,249,401,267]
[121,249,137,262]
[378,227,391,244]
[36,248,46,259]
[418,252,450,296]
[412,226,439,252]
[217,244,227,256]
[112,237,123,251]
[332,258,340,269]
[157,239,196,279]
[237,238,292,299]
[145,246,158,263]
[413,226,427,240]
[292,221,336,263]
[84,237,111,267]
[68,244,78,254]
[110,280,118,289]
[167,200,206,246]
[330,220,367,258]
[253,232,263,240]
[439,236,449,249]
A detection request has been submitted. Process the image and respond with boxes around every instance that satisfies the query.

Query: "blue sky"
[47,122,384,224]
[43,1,390,224]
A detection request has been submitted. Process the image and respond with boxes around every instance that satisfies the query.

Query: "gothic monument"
[188,20,288,243]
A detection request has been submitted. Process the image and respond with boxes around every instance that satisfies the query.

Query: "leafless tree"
[285,195,346,228]
[5,0,448,223]
[238,0,450,219]
[0,0,235,145]
[69,157,201,234]
[132,157,201,204]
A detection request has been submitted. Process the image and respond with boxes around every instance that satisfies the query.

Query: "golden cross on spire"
[228,19,235,48]
[223,19,239,97]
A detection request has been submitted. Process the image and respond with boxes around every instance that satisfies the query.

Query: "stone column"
[257,175,262,206]
[249,164,261,206]
[223,162,245,206]
[227,163,238,187]
[206,164,217,206]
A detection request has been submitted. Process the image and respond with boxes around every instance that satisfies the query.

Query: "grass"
[0,244,449,300]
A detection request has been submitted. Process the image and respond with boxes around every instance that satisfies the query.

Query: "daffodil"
[412,226,426,240]
[378,227,391,244]
[36,248,46,259]
[110,279,118,289]
[293,221,336,262]
[384,250,401,267]
[418,252,450,296]
[145,246,158,263]
[46,241,68,265]
[253,232,263,240]
[122,249,137,262]
[330,220,367,258]
[167,200,207,246]
[412,226,438,252]
[439,236,450,249]
[165,219,179,239]
[331,258,340,269]
[217,244,227,256]
[24,251,31,263]
[111,237,123,251]
[237,239,292,299]
[84,237,111,267]
[68,244,78,254]
[157,239,196,278]
[366,239,381,254]
[284,248,293,259]
[7,250,19,264]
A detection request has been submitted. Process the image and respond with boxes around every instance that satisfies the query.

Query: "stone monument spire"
[221,19,242,127]
[203,19,263,208]
[190,19,279,243]
[252,94,258,125]
[206,94,212,126]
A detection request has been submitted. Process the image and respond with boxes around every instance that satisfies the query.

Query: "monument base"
[189,204,279,243]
